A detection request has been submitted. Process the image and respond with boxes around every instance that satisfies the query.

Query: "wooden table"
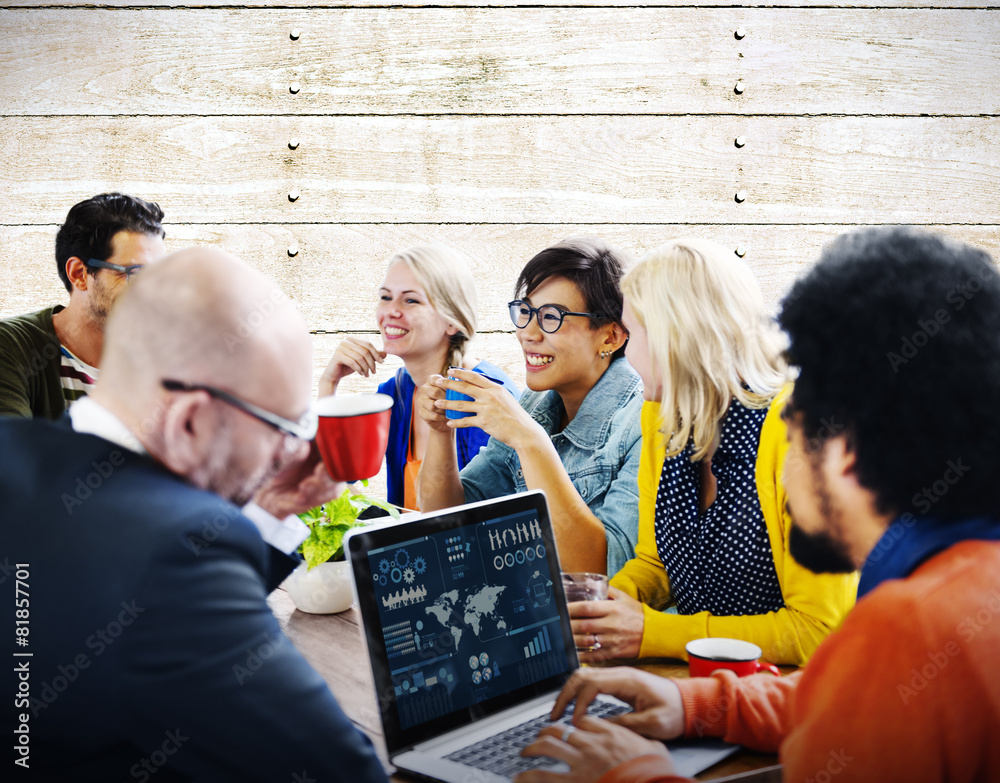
[268,589,782,782]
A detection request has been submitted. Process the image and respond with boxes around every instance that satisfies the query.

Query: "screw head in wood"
[288,189,300,202]
[288,244,299,257]
[734,81,745,95]
[289,82,301,94]
[288,138,300,150]
[735,191,747,203]
[290,29,301,40]
[735,136,747,148]
[735,245,747,257]
[735,28,746,40]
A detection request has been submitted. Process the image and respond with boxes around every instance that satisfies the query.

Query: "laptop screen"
[347,491,577,753]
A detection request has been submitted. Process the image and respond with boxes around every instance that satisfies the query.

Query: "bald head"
[94,247,313,454]
[103,247,309,392]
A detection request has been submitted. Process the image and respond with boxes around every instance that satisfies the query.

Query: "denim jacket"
[459,357,644,576]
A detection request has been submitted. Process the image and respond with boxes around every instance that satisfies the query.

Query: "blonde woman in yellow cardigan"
[569,237,858,666]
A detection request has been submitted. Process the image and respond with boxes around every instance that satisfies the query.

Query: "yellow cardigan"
[610,391,859,665]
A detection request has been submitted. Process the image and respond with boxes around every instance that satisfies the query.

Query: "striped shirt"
[59,345,99,406]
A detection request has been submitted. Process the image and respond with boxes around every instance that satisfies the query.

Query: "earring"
[599,350,610,359]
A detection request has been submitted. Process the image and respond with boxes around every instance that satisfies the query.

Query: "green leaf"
[296,485,399,570]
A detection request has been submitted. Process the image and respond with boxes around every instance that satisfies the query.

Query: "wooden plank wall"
[2,1,998,497]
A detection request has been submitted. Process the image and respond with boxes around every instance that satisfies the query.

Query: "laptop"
[345,490,737,782]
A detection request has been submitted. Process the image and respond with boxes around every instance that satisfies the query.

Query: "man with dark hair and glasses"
[2,247,389,781]
[0,192,166,418]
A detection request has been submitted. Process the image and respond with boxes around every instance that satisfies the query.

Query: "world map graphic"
[424,585,508,648]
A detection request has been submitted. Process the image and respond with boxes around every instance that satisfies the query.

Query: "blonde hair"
[621,237,786,460]
[387,244,478,372]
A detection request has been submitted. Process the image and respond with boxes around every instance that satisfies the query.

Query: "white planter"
[285,560,355,614]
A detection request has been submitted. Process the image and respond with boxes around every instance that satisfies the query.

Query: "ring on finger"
[592,633,601,650]
[560,725,576,743]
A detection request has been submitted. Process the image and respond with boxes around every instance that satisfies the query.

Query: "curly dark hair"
[779,226,1000,521]
[515,236,632,361]
[55,193,165,292]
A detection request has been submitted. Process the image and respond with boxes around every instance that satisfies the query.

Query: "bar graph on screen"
[522,625,552,658]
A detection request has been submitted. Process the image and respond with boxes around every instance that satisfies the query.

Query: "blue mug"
[445,370,505,419]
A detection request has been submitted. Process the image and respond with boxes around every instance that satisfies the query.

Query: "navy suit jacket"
[2,417,387,782]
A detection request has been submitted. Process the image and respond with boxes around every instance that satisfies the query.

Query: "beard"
[786,452,857,574]
[789,523,857,574]
[86,272,116,329]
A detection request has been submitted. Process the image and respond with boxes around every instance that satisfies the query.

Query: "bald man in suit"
[4,248,388,782]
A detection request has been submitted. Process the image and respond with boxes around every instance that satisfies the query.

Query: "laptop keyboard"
[444,699,631,779]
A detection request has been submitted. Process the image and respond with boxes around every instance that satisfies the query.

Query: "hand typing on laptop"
[516,714,674,783]
[550,667,686,741]
[512,668,683,782]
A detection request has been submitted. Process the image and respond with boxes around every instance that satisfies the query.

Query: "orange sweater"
[598,540,1000,783]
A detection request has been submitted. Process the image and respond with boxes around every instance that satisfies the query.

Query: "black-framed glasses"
[161,379,318,441]
[507,300,602,334]
[86,258,143,282]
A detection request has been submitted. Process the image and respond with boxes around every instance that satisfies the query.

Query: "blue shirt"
[459,358,644,575]
[378,361,519,508]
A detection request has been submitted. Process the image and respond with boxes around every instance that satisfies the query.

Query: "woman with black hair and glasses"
[415,237,643,576]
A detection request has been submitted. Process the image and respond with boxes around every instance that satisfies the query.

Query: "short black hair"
[779,226,1000,520]
[55,193,165,292]
[515,236,631,360]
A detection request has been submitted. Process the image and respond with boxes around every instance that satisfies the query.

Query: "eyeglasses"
[86,258,143,282]
[161,380,318,441]
[507,300,602,334]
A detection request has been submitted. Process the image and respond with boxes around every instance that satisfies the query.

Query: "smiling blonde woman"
[319,245,518,510]
[569,237,859,665]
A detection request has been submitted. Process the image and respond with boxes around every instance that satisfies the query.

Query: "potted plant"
[285,483,399,614]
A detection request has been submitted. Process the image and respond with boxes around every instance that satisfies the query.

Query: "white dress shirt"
[69,396,309,554]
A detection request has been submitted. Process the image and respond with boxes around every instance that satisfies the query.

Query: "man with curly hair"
[513,227,1000,783]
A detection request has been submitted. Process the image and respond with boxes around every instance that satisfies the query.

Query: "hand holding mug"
[567,585,644,662]
[434,368,534,446]
[443,368,506,420]
[414,376,452,434]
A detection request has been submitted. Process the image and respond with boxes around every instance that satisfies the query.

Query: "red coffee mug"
[314,393,393,482]
[685,638,781,678]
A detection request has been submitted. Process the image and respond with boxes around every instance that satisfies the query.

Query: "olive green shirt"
[0,306,67,419]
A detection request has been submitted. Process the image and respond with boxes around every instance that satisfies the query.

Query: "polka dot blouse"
[654,400,785,616]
